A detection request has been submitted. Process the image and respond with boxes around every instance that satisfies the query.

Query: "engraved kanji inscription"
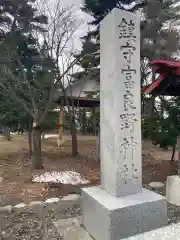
[122,70,136,90]
[118,18,136,40]
[124,78,135,90]
[120,164,129,184]
[121,68,136,74]
[119,163,140,184]
[120,42,136,51]
[124,90,136,111]
[122,48,134,65]
[132,163,139,179]
[120,43,136,68]
[120,136,138,161]
[120,113,137,132]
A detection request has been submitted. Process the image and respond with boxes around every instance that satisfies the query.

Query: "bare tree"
[0,1,81,168]
[37,0,83,156]
[62,62,79,156]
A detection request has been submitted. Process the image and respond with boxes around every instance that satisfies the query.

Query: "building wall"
[66,78,100,98]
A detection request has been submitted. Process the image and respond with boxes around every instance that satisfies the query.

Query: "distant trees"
[37,0,83,156]
[1,0,180,165]
[76,0,145,77]
[0,0,80,168]
[78,0,180,83]
[77,0,180,158]
[140,1,180,158]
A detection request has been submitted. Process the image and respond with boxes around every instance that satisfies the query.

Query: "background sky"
[60,0,93,51]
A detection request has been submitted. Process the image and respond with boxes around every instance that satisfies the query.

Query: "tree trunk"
[3,126,12,141]
[71,116,78,156]
[177,136,180,176]
[81,108,86,134]
[32,127,43,169]
[41,132,45,140]
[171,145,176,161]
[28,120,33,156]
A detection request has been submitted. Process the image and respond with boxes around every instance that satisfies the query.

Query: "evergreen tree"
[0,0,78,167]
[0,0,47,38]
[147,97,180,161]
[78,0,180,80]
[76,36,99,73]
[82,0,145,30]
[78,0,180,159]
[140,1,180,144]
[76,0,145,74]
[0,0,50,168]
[0,90,28,126]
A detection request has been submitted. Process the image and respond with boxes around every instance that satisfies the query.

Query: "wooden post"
[177,136,180,176]
[58,111,64,146]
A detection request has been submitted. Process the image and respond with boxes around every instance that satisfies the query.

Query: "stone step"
[53,216,93,240]
[0,194,80,213]
[0,194,81,224]
[125,222,180,240]
[53,216,180,240]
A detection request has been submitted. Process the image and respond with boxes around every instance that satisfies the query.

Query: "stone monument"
[81,8,168,240]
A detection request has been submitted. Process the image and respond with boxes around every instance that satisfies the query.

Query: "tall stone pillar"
[81,8,167,240]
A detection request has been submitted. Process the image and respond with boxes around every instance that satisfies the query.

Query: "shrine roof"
[55,96,100,107]
[143,59,180,96]
[151,59,180,68]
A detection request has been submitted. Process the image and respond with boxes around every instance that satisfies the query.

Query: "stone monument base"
[82,186,167,240]
[166,175,180,206]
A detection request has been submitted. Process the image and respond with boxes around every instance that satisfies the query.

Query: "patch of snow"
[45,198,60,203]
[28,201,44,206]
[148,182,164,189]
[43,134,58,139]
[14,203,27,208]
[10,132,18,135]
[61,194,80,201]
[32,171,89,185]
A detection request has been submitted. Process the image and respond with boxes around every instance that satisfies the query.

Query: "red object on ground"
[143,59,180,96]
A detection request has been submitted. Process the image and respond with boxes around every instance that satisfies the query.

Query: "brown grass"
[0,135,177,206]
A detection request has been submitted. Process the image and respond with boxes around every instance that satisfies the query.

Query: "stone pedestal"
[82,186,167,240]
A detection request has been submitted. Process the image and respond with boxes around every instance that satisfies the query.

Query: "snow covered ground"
[43,134,59,139]
[32,171,89,185]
